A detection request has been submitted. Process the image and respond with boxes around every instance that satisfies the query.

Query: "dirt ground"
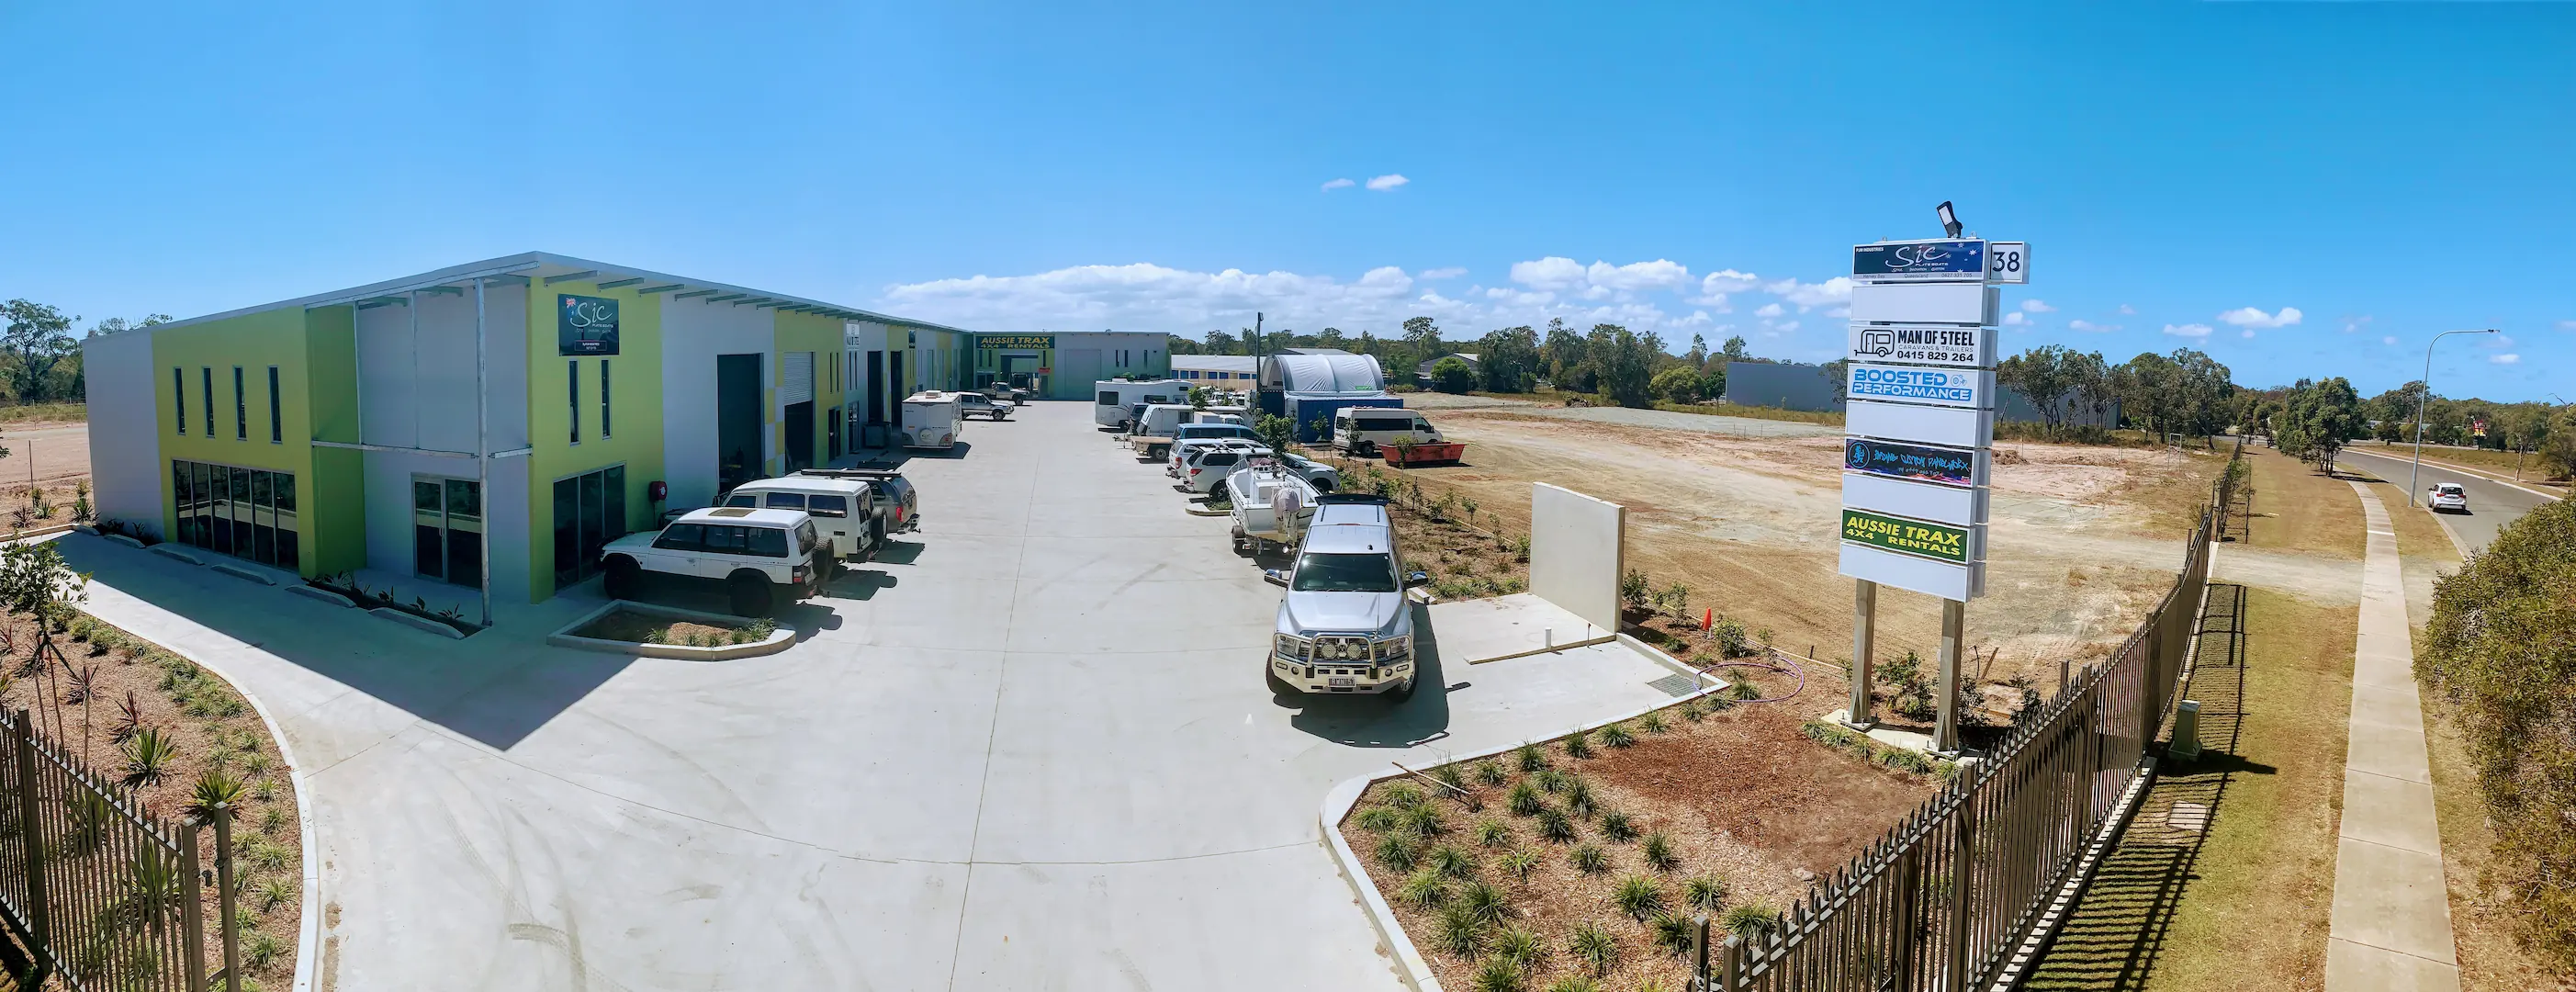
[1373,405,2230,694]
[572,609,765,646]
[1343,666,1933,992]
[0,423,95,529]
[0,607,303,986]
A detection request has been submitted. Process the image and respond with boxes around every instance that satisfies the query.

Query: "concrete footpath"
[2323,481,2460,992]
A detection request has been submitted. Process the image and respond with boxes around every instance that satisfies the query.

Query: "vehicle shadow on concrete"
[55,536,641,751]
[1282,603,1455,749]
[834,443,973,471]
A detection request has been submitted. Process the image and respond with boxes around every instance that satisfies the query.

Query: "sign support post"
[1846,581,1878,730]
[1935,598,1965,753]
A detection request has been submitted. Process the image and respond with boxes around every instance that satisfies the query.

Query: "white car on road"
[2426,482,2469,513]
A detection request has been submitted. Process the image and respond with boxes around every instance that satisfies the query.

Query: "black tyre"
[1386,678,1416,704]
[727,571,775,617]
[602,556,641,600]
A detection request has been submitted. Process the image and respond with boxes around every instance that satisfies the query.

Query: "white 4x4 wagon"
[601,506,825,616]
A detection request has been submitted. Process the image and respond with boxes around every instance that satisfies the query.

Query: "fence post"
[11,710,48,969]
[1946,785,1978,992]
[180,821,207,992]
[1892,836,1921,990]
[1691,913,1710,991]
[1722,933,1742,992]
[2141,623,2165,756]
[215,804,240,992]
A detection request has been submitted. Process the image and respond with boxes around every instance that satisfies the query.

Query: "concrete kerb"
[367,607,469,640]
[282,584,355,609]
[1320,631,1731,992]
[105,534,145,549]
[546,600,795,661]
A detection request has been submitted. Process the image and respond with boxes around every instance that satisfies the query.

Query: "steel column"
[1934,599,1965,753]
[474,278,492,626]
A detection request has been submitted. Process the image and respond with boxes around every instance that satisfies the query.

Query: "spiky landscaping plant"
[120,727,176,786]
[1496,848,1541,882]
[1642,831,1681,872]
[1471,955,1528,992]
[1507,782,1545,817]
[1399,866,1450,910]
[1640,712,1669,734]
[1684,874,1729,911]
[1377,834,1421,873]
[1474,818,1511,848]
[1536,807,1578,843]
[1648,911,1695,956]
[1457,879,1509,925]
[1427,842,1478,880]
[1569,843,1611,874]
[1564,778,1598,818]
[1568,921,1619,975]
[1561,729,1593,759]
[1723,901,1782,939]
[1475,760,1509,786]
[1434,902,1488,959]
[1401,804,1448,840]
[1514,743,1548,773]
[1611,874,1665,919]
[1596,810,1637,843]
[1597,723,1635,749]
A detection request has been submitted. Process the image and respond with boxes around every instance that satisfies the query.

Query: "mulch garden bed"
[571,608,774,648]
[1342,666,1944,992]
[0,608,302,988]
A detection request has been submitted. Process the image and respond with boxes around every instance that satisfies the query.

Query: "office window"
[568,360,580,444]
[233,366,246,439]
[267,366,282,443]
[202,367,214,435]
[600,360,612,438]
[174,368,186,434]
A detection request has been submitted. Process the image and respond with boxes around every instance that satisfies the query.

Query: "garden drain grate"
[1646,673,1701,697]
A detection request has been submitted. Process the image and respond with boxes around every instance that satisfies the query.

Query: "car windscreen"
[795,522,818,555]
[1291,552,1398,592]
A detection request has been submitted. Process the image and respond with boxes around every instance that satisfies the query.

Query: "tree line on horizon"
[0,299,171,406]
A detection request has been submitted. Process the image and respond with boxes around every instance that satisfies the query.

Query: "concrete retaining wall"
[1528,482,1624,631]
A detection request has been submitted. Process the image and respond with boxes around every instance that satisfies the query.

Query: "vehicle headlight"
[1275,634,1307,659]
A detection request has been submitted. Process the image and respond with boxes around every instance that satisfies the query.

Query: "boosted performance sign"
[1842,509,1971,564]
[1846,364,1991,408]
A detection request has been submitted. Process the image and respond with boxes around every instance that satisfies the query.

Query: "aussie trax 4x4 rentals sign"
[1842,509,1972,564]
[1846,364,1992,409]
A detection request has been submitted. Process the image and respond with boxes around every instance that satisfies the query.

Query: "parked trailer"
[1226,458,1320,556]
[900,391,965,449]
[1094,379,1193,429]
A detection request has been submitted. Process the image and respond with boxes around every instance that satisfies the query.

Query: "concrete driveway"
[65,400,1681,991]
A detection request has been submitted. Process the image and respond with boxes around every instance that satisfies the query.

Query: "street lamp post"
[2408,328,2500,507]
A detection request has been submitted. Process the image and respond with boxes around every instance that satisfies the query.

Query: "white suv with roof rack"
[1263,494,1428,700]
[600,506,826,616]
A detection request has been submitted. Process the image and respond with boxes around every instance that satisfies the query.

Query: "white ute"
[1264,494,1428,699]
[600,506,825,616]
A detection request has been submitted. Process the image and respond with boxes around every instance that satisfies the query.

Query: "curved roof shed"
[1259,352,1386,395]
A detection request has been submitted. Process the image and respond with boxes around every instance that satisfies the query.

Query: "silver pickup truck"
[1263,494,1428,700]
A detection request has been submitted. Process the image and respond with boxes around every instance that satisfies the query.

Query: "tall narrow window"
[233,366,246,439]
[568,359,580,444]
[202,368,214,436]
[174,368,186,434]
[600,359,613,438]
[267,366,282,443]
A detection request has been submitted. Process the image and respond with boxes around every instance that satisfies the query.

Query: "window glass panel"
[276,522,298,570]
[272,473,295,513]
[601,360,613,438]
[746,526,789,558]
[700,524,745,555]
[446,479,480,521]
[725,494,759,508]
[415,480,442,513]
[806,494,848,517]
[202,368,213,435]
[234,366,246,439]
[268,366,282,443]
[652,524,705,551]
[448,529,481,591]
[416,524,444,580]
[174,370,186,434]
[192,463,213,549]
[568,360,580,444]
[578,471,605,569]
[763,493,807,511]
[603,466,625,539]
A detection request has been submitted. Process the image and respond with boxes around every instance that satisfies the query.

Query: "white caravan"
[901,391,965,450]
[1094,378,1193,429]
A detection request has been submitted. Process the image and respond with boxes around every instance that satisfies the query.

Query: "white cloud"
[1320,177,1355,191]
[1755,302,1785,318]
[1763,276,1852,310]
[2068,320,2119,333]
[2001,311,2028,326]
[2163,323,2214,338]
[2217,306,2303,329]
[2117,304,2137,315]
[1586,259,1694,293]
[1365,174,1409,191]
[1774,321,1800,333]
[2341,315,2372,333]
[2241,328,2255,339]
[2559,320,2576,332]
[1509,257,1588,290]
[2019,299,2055,313]
[1419,266,1467,280]
[1700,270,1761,295]
[2382,335,2398,345]
[2492,353,2521,365]
[879,260,1715,339]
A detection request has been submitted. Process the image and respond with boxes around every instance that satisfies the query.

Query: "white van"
[1332,408,1443,456]
[1127,403,1198,458]
[901,391,965,450]
[1095,379,1193,429]
[720,476,879,562]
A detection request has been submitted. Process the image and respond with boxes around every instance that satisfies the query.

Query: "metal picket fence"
[0,708,237,992]
[1704,443,2243,992]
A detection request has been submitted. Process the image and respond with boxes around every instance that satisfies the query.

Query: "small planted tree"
[0,540,89,741]
[1620,569,1650,612]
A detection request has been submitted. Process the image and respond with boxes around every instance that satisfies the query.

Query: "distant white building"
[1173,355,1256,383]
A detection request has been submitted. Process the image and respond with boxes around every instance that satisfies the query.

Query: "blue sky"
[4,2,2569,400]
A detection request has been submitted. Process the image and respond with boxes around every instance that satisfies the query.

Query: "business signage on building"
[1842,508,1974,564]
[1851,239,1987,283]
[1847,364,1992,409]
[1847,323,1996,368]
[557,294,619,355]
[1846,437,1978,488]
[977,333,1056,351]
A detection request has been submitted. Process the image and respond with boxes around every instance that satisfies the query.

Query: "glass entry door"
[551,465,627,590]
[412,476,483,589]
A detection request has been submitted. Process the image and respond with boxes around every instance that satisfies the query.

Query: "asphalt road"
[2342,445,2559,555]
